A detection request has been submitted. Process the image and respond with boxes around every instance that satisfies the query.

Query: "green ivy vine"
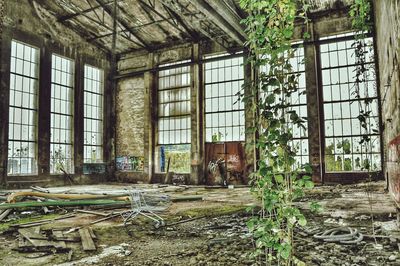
[240,0,375,264]
[240,0,314,265]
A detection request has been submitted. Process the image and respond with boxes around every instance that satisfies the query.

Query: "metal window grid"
[157,64,191,145]
[204,55,245,142]
[320,36,381,172]
[50,54,74,174]
[7,40,40,175]
[83,65,104,163]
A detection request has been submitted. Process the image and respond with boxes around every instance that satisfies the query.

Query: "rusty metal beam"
[57,0,121,22]
[191,0,245,45]
[94,0,151,50]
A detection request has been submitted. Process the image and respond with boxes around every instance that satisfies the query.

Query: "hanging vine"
[350,0,379,243]
[240,0,315,265]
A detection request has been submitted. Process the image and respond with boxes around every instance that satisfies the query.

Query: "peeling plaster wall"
[375,0,400,205]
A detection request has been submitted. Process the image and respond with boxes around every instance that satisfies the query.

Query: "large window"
[156,62,191,173]
[321,36,381,172]
[260,48,309,167]
[7,40,39,175]
[84,65,104,163]
[204,55,245,142]
[50,54,74,174]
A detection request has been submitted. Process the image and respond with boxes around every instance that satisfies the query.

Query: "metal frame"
[316,33,383,183]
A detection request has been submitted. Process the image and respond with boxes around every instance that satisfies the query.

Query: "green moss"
[175,204,246,218]
[0,213,62,233]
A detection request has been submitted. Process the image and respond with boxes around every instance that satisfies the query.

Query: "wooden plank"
[75,209,109,217]
[0,208,12,221]
[53,230,67,248]
[18,228,63,248]
[0,199,129,210]
[79,228,96,251]
[88,227,97,239]
[10,214,75,228]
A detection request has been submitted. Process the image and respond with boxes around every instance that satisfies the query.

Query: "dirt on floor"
[0,182,400,266]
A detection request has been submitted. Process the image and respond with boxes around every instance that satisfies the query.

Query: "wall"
[0,0,110,188]
[374,0,400,205]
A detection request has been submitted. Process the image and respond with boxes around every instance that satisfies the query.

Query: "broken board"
[79,228,96,251]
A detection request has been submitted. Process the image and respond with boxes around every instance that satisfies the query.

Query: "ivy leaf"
[298,215,307,226]
[275,174,284,183]
[305,181,314,189]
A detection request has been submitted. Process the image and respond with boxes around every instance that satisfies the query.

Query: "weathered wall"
[115,75,148,184]
[0,0,110,188]
[374,0,400,205]
[116,77,146,157]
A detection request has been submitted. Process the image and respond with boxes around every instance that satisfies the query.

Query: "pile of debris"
[0,185,203,259]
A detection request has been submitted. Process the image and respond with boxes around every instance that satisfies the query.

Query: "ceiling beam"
[87,19,168,41]
[205,0,247,39]
[94,0,151,50]
[139,0,188,38]
[57,0,120,22]
[162,4,200,41]
[161,0,232,51]
[190,0,245,45]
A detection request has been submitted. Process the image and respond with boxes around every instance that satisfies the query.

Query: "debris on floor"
[0,182,399,265]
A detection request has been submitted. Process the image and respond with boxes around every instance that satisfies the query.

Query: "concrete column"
[243,51,256,182]
[144,53,155,182]
[190,43,203,184]
[304,25,323,183]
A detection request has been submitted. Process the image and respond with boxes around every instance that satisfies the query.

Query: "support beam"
[94,0,150,50]
[190,0,245,45]
[139,0,187,38]
[87,19,168,41]
[162,5,200,41]
[161,1,231,51]
[57,0,121,22]
[205,0,247,40]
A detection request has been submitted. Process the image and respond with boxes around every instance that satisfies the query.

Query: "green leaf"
[305,181,314,189]
[275,174,284,183]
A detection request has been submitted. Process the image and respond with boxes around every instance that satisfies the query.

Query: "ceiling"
[32,0,351,55]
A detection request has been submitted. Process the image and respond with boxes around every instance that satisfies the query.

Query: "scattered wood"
[0,199,130,210]
[65,213,120,234]
[10,213,75,228]
[79,228,96,251]
[75,209,109,217]
[30,186,50,193]
[88,227,97,239]
[170,195,203,202]
[0,208,12,221]
[7,191,129,203]
[68,250,73,261]
[52,230,67,248]
[18,228,63,248]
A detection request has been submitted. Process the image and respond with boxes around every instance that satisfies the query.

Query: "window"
[260,47,309,167]
[50,54,74,174]
[84,65,104,163]
[7,40,39,175]
[204,55,245,142]
[156,62,191,173]
[321,36,381,172]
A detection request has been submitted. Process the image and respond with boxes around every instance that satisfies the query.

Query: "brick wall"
[375,0,400,205]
